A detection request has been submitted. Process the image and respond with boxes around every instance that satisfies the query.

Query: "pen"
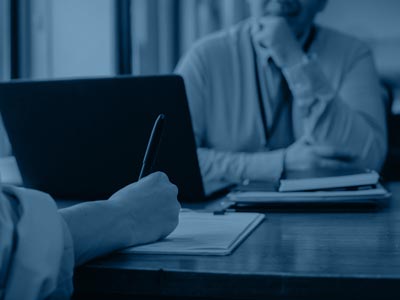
[138,114,165,180]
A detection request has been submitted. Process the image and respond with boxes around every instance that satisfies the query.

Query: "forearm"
[283,57,387,170]
[198,148,286,183]
[308,99,386,170]
[59,200,132,266]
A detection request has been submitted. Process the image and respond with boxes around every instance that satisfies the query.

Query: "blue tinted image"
[1,1,400,299]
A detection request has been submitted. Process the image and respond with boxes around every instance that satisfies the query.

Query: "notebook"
[121,211,265,256]
[228,168,390,205]
[228,183,390,204]
[279,169,380,192]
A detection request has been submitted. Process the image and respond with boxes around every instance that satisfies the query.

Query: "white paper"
[121,211,265,255]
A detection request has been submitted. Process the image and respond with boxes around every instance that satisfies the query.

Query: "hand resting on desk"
[60,172,180,266]
[285,138,357,171]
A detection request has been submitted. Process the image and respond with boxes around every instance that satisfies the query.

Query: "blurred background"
[1,0,399,81]
[1,0,400,175]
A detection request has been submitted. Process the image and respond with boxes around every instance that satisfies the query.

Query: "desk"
[73,183,400,300]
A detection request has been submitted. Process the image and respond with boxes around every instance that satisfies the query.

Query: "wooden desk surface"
[74,183,400,300]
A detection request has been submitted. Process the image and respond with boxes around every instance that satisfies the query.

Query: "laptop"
[0,75,230,201]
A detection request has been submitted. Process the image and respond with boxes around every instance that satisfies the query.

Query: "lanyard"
[252,26,317,147]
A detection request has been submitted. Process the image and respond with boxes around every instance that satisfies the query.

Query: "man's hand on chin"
[251,16,304,68]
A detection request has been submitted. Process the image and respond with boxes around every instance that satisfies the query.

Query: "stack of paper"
[228,169,391,205]
[228,184,390,204]
[279,169,380,192]
[121,211,265,256]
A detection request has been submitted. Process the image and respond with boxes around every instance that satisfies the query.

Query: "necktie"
[264,58,288,127]
[256,56,293,148]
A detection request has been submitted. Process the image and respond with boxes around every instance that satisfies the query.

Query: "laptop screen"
[0,75,207,202]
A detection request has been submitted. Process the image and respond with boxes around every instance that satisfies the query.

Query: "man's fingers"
[316,156,355,170]
[256,16,285,27]
[146,171,168,181]
[252,30,273,44]
[251,18,281,40]
[141,171,171,185]
[311,146,356,161]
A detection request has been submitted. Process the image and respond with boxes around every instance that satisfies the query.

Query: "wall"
[0,0,10,80]
[317,0,400,86]
[51,0,115,78]
[317,0,400,39]
[30,0,115,79]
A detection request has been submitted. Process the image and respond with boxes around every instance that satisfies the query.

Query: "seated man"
[176,0,387,184]
[0,172,180,300]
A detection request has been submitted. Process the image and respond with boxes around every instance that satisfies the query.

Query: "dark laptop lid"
[0,75,206,202]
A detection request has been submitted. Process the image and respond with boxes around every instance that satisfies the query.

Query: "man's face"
[246,0,327,37]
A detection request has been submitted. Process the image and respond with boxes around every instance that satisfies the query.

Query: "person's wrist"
[61,199,136,263]
[107,199,138,247]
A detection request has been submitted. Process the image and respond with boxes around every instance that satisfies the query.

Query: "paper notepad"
[279,169,380,192]
[228,183,390,204]
[121,211,265,256]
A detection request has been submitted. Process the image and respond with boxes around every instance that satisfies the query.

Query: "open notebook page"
[121,211,265,256]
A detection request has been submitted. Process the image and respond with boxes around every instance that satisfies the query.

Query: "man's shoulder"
[188,21,251,57]
[315,26,371,56]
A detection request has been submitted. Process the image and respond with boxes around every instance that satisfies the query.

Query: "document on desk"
[121,211,265,256]
[228,183,391,204]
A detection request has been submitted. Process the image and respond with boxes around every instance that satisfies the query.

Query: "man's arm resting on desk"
[254,18,387,172]
[197,142,363,184]
[197,148,286,183]
[283,50,387,171]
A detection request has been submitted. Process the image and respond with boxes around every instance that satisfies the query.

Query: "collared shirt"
[176,20,387,184]
[252,24,313,148]
[0,181,74,300]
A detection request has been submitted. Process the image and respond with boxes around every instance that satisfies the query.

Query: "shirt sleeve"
[0,184,75,300]
[197,148,285,183]
[283,48,387,171]
[176,45,286,183]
